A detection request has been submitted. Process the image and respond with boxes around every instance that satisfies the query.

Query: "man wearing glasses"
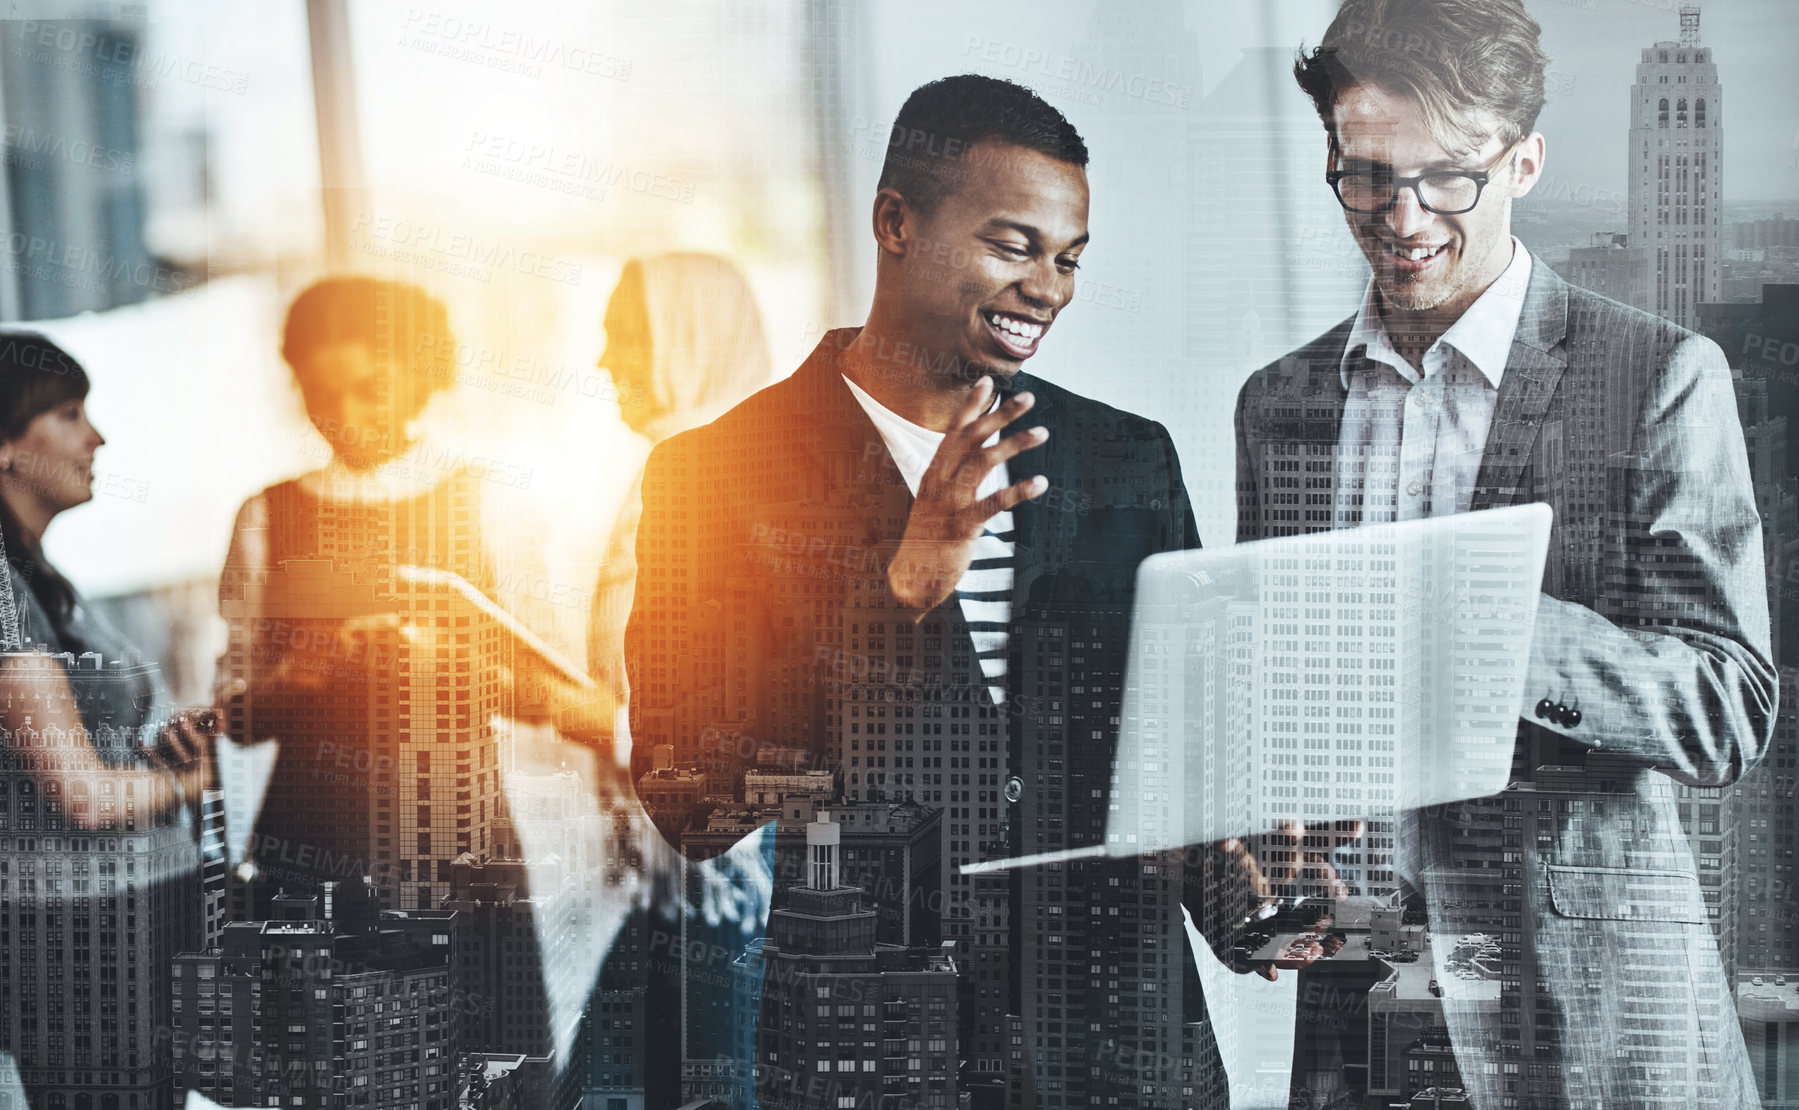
[1234,0,1770,1105]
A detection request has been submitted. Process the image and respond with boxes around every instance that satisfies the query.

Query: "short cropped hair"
[280,276,456,400]
[876,74,1088,214]
[1294,0,1549,155]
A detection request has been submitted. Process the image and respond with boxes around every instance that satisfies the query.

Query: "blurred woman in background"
[0,329,210,1107]
[215,276,485,914]
[581,254,775,1102]
[586,253,772,718]
[210,277,608,1085]
[217,275,597,909]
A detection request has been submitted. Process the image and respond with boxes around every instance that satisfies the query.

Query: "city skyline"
[0,1,1791,1108]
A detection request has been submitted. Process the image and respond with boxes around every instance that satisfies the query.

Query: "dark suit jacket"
[1235,262,1771,1106]
[628,328,1238,1108]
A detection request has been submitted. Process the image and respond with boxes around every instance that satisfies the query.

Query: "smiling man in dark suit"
[626,75,1253,1109]
[1235,0,1773,1106]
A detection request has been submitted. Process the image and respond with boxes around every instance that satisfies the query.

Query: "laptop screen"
[962,503,1551,876]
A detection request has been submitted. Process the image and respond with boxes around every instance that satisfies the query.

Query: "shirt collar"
[1340,237,1533,390]
[839,369,1002,440]
[841,373,936,439]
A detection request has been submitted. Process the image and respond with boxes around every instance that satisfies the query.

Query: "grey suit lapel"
[1470,264,1571,512]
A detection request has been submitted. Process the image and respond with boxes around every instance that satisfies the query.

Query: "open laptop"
[962,503,1552,875]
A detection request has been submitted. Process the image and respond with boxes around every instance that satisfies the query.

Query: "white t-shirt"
[843,376,1014,705]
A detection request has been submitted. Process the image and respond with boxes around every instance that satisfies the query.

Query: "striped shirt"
[843,376,1014,705]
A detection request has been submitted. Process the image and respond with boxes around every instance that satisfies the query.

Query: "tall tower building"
[0,652,201,1108]
[835,591,1005,1091]
[171,892,461,1108]
[1627,4,1723,329]
[743,813,960,1110]
[218,476,509,918]
[1733,667,1799,977]
[199,786,229,948]
[1015,598,1228,1110]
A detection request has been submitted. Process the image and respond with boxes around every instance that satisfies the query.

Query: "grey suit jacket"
[1235,262,1773,1107]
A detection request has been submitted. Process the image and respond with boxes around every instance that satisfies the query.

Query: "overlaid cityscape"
[0,2,1793,1110]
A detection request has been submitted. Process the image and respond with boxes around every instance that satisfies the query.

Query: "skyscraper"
[441,859,553,1062]
[1568,232,1652,308]
[834,588,1003,1093]
[579,801,678,1110]
[220,536,508,917]
[171,891,461,1108]
[1737,974,1799,1105]
[1735,668,1799,978]
[1627,4,1723,329]
[743,813,959,1110]
[0,651,200,1108]
[1693,297,1799,993]
[199,786,229,949]
[1013,598,1227,1110]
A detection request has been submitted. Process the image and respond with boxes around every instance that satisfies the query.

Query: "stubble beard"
[1370,246,1470,316]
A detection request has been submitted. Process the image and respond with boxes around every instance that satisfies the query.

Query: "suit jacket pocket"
[1545,864,1707,923]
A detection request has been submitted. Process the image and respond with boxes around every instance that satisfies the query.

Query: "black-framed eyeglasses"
[1326,149,1516,215]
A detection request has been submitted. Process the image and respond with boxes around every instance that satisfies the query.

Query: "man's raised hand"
[887,376,1049,616]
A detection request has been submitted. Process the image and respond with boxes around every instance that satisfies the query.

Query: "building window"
[1695,98,1706,127]
[1658,98,1669,127]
